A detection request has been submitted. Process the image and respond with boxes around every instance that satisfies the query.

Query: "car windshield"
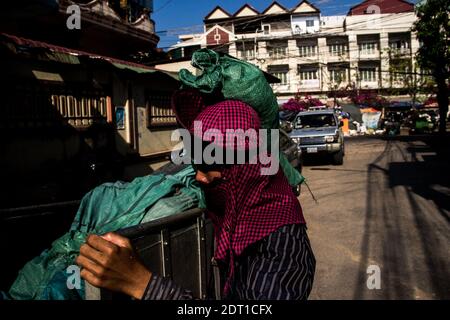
[295,114,336,128]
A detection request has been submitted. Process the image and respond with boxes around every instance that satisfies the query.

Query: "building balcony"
[328,81,351,90]
[0,0,159,60]
[298,80,321,91]
[271,84,293,94]
[236,52,256,61]
[358,51,380,60]
[265,55,291,65]
[298,54,319,61]
[256,30,293,40]
[360,81,380,89]
[388,80,410,89]
[267,54,289,60]
[389,48,411,57]
[327,54,349,63]
[238,31,293,42]
[60,0,157,39]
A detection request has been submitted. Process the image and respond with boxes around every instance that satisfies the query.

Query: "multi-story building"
[171,0,420,101]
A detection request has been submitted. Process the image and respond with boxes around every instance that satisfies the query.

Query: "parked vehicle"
[279,110,299,123]
[279,110,299,133]
[289,110,345,165]
[308,106,329,111]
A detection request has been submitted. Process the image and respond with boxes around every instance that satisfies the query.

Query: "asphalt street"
[301,136,450,299]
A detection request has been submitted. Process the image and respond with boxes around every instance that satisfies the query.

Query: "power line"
[156,24,204,36]
[246,50,431,77]
[167,8,419,51]
[155,1,418,47]
[153,0,174,13]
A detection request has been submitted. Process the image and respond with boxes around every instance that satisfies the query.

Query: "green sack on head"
[179,48,304,186]
[179,49,279,130]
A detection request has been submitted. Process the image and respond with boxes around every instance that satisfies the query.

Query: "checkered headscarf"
[190,101,260,151]
[187,99,306,296]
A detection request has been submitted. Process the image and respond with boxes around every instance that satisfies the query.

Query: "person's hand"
[76,232,151,300]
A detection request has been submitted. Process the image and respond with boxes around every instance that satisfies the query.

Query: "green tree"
[413,0,450,133]
[388,51,435,105]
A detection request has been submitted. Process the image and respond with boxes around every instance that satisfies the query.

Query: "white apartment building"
[170,0,421,100]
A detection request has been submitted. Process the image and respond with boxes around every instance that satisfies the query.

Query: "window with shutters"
[359,42,378,55]
[268,65,289,85]
[0,84,109,129]
[329,69,347,83]
[298,45,317,57]
[267,41,288,59]
[328,43,348,56]
[147,92,177,127]
[359,68,377,82]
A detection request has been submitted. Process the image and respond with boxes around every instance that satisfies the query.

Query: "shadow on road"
[353,134,450,299]
[302,154,334,167]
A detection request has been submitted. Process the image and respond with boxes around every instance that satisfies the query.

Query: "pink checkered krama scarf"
[190,100,306,296]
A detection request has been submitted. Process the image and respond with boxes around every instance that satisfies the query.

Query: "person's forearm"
[141,273,194,300]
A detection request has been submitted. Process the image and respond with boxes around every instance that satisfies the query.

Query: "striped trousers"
[226,224,316,300]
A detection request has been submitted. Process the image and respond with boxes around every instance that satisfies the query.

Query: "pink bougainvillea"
[282,98,306,112]
[351,92,388,110]
[281,95,324,111]
[302,95,324,108]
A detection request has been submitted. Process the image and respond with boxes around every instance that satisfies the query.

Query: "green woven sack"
[3,166,205,300]
[179,49,279,129]
[179,49,304,186]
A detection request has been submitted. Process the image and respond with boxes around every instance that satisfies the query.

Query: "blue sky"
[152,0,418,49]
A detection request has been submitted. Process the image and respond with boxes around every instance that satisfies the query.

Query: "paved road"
[300,136,450,299]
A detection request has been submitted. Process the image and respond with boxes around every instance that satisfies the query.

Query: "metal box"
[85,208,219,300]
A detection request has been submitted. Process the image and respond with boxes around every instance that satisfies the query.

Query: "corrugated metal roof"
[1,32,176,79]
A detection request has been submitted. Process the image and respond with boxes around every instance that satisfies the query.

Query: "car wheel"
[332,149,344,165]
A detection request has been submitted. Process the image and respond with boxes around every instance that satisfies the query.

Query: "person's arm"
[76,233,194,300]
